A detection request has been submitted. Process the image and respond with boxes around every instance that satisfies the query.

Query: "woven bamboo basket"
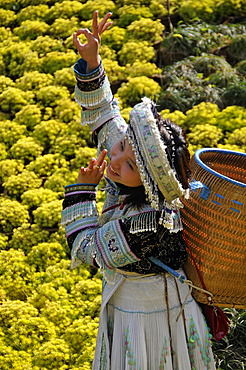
[181,148,246,308]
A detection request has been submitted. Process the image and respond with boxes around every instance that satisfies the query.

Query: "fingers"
[92,10,99,39]
[73,28,94,47]
[96,149,108,167]
[85,149,108,172]
[93,11,112,37]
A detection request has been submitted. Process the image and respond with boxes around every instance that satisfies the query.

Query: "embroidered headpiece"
[127,97,189,210]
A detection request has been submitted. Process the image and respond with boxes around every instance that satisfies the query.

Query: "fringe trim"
[80,101,121,132]
[128,207,183,234]
[129,212,158,234]
[74,77,112,109]
[61,201,96,226]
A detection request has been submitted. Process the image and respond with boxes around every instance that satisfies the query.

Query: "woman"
[62,12,215,369]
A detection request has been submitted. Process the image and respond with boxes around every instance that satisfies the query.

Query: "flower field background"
[0,0,245,368]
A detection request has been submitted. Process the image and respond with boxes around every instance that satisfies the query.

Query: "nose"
[110,153,121,169]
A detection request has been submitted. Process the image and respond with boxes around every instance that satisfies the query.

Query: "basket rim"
[195,148,246,188]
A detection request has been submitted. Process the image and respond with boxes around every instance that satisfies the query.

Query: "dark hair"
[151,104,191,190]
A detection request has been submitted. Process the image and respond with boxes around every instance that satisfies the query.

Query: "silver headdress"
[127,97,189,210]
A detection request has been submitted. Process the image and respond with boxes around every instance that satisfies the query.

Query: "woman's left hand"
[77,149,108,185]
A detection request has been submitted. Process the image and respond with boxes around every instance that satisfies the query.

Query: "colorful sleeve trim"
[74,59,103,81]
[65,183,97,194]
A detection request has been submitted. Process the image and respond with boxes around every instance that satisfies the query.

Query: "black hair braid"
[151,104,191,189]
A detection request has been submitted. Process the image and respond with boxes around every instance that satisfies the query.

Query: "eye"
[120,141,124,151]
[127,162,134,170]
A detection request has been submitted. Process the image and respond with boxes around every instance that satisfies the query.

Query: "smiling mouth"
[108,164,119,176]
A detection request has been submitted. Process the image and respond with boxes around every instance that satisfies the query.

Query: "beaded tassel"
[129,212,157,234]
[61,201,96,226]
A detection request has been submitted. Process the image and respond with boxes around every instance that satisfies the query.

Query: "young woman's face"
[106,137,142,187]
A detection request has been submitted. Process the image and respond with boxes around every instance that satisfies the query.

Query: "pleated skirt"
[102,272,216,370]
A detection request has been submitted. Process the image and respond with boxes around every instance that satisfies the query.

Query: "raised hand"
[73,11,112,71]
[77,149,108,185]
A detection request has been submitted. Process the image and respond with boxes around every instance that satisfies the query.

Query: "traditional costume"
[61,59,216,369]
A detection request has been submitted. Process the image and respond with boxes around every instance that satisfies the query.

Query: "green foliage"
[3,170,42,198]
[53,99,80,124]
[54,67,75,89]
[36,85,70,107]
[14,104,42,130]
[0,198,29,235]
[21,188,58,209]
[117,76,161,107]
[223,81,246,107]
[79,0,116,21]
[187,124,223,149]
[48,18,78,39]
[41,50,77,74]
[212,309,246,369]
[28,242,67,270]
[31,35,64,57]
[32,119,68,151]
[16,4,49,23]
[216,106,246,132]
[14,20,49,40]
[117,5,153,27]
[26,153,68,177]
[0,76,15,93]
[193,54,234,77]
[0,159,24,182]
[1,43,40,79]
[118,41,155,65]
[157,58,224,111]
[9,137,44,163]
[33,199,62,228]
[15,70,54,91]
[125,61,161,78]
[0,9,16,27]
[0,121,26,148]
[226,127,246,151]
[236,60,246,76]
[47,1,83,22]
[44,168,78,193]
[32,338,70,369]
[9,223,50,253]
[127,18,164,44]
[0,87,34,114]
[101,26,126,51]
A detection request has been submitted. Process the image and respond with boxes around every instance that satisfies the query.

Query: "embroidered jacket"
[61,59,187,276]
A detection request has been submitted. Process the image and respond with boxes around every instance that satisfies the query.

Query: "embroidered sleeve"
[68,217,141,271]
[61,183,140,270]
[73,58,128,153]
[61,183,99,254]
